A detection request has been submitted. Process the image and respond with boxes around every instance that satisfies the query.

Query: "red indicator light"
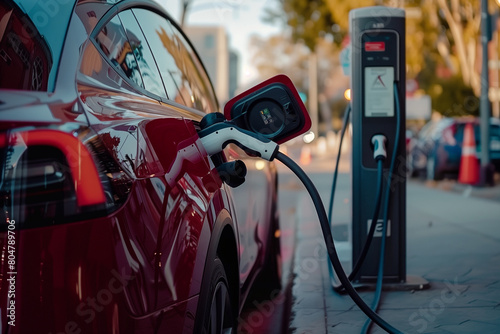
[365,42,385,52]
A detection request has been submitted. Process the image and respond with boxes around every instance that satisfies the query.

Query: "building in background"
[228,50,239,99]
[185,26,239,104]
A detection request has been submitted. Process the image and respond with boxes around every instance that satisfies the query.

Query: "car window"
[94,13,167,99]
[417,122,433,140]
[117,10,167,99]
[131,8,193,107]
[131,8,218,113]
[168,23,219,114]
[95,15,144,89]
[454,123,500,146]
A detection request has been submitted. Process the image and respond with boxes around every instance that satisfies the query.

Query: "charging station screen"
[364,67,394,117]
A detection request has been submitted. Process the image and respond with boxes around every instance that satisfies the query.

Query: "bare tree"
[435,0,482,95]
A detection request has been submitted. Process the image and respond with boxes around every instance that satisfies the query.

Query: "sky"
[158,0,282,87]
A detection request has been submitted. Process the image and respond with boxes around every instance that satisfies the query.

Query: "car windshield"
[0,0,75,92]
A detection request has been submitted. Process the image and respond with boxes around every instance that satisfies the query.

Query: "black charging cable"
[361,82,402,334]
[327,103,351,226]
[327,104,385,292]
[276,151,403,334]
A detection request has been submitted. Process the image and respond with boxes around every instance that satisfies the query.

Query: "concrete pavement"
[283,162,500,333]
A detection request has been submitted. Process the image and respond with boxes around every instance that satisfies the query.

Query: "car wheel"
[196,257,236,334]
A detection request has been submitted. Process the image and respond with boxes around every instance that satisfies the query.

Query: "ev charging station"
[350,7,407,283]
[197,8,428,328]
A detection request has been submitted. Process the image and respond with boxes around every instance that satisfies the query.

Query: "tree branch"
[436,0,478,92]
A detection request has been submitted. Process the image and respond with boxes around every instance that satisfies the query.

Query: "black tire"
[195,257,236,334]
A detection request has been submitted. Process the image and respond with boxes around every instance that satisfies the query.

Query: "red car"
[0,0,281,333]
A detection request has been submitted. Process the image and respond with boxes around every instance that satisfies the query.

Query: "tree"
[249,34,310,88]
[264,0,340,51]
[325,0,376,31]
[434,0,482,96]
[266,0,487,116]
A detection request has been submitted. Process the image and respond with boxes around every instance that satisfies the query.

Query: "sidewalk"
[423,177,500,202]
[285,171,500,333]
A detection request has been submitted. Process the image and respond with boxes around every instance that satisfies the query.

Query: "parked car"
[408,117,500,180]
[0,0,281,333]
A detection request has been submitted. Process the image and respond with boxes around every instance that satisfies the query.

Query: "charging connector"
[371,135,387,161]
[198,122,279,161]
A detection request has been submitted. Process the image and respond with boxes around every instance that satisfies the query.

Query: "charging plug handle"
[371,134,387,161]
[198,122,279,161]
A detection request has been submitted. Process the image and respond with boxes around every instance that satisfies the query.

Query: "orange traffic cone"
[458,123,479,185]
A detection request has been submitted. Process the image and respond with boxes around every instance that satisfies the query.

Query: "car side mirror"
[224,74,311,144]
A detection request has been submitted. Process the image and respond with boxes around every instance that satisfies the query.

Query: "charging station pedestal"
[350,7,423,287]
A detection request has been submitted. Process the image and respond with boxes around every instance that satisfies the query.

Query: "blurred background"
[162,0,500,182]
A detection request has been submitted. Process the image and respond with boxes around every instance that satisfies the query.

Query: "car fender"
[193,207,240,329]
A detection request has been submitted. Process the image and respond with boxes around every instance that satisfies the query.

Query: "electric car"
[409,117,500,180]
[0,0,281,332]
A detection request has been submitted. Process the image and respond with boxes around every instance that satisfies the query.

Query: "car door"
[130,8,275,297]
[77,4,227,329]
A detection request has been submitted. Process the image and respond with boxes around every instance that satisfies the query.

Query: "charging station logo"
[372,74,387,90]
[367,219,391,237]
